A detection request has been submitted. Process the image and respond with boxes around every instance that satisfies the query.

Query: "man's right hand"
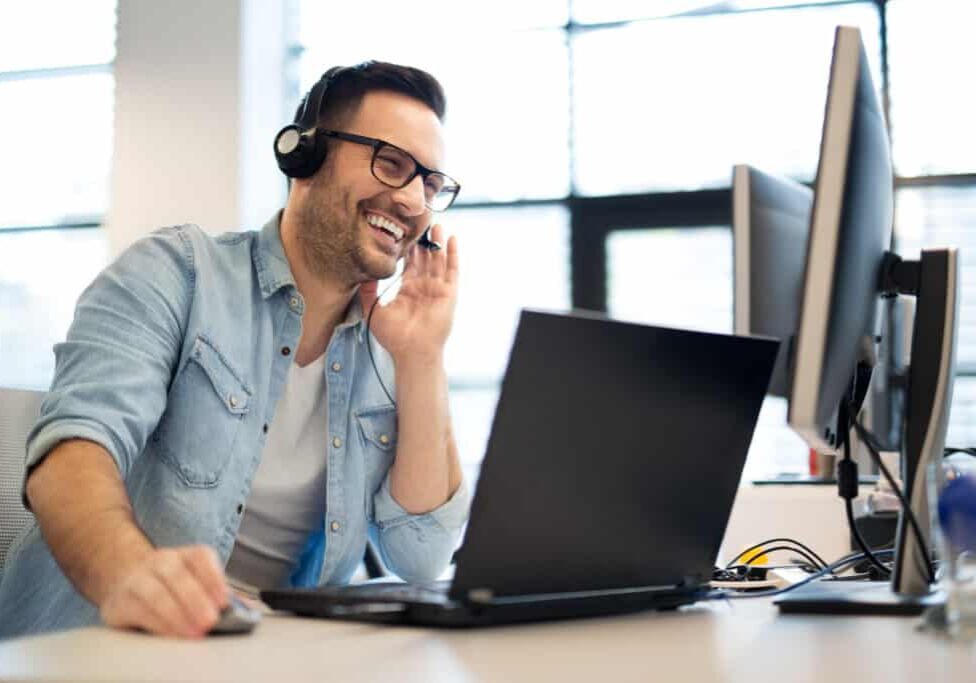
[27,439,232,639]
[99,544,230,638]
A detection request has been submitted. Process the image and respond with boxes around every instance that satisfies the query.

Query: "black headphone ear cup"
[274,125,328,178]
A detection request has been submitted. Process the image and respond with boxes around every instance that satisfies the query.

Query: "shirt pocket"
[355,404,398,496]
[155,335,251,488]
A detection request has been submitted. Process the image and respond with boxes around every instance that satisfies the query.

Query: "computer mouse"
[208,594,262,635]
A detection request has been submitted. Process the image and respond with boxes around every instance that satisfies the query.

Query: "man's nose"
[391,174,428,216]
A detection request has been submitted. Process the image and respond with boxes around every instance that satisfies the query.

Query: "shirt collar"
[254,211,296,299]
[340,294,366,337]
[254,211,367,342]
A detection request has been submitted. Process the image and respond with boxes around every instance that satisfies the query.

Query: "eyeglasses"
[321,130,461,212]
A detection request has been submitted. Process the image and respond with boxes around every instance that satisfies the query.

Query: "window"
[0,230,109,388]
[887,1,976,177]
[572,3,880,194]
[295,0,975,480]
[570,0,845,24]
[0,74,114,228]
[0,1,114,388]
[895,186,976,447]
[888,0,976,453]
[606,227,731,333]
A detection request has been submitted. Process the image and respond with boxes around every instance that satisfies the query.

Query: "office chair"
[0,388,43,570]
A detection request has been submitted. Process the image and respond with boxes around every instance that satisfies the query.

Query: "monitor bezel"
[787,26,864,452]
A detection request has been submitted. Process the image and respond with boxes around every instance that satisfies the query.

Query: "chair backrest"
[0,388,44,569]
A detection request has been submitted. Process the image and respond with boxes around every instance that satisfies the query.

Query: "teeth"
[365,214,404,241]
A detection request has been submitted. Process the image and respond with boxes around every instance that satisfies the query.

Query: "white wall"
[107,0,288,255]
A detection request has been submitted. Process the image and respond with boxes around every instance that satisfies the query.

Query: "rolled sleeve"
[22,227,194,503]
[26,418,127,474]
[372,474,470,583]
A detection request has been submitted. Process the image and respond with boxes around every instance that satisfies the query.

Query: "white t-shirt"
[226,353,329,595]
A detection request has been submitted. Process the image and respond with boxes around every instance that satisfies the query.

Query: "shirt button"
[330,521,340,532]
[379,434,390,445]
[332,437,342,448]
[228,395,238,408]
[289,297,299,309]
[281,346,291,356]
[237,503,244,515]
[331,361,342,372]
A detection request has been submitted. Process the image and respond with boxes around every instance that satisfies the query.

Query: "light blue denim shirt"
[0,213,469,638]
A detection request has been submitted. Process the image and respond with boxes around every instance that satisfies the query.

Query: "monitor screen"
[732,165,812,398]
[787,25,893,454]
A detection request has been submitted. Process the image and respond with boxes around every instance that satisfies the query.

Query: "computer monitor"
[732,165,812,398]
[780,25,959,613]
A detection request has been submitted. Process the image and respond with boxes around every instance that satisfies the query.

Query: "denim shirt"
[0,214,469,638]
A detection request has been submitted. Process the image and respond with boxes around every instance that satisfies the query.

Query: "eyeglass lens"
[372,146,456,210]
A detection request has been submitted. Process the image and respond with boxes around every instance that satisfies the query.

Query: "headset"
[273,64,441,251]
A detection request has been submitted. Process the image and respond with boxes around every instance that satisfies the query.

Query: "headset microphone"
[417,228,441,251]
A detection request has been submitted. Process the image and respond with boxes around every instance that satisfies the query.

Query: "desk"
[0,598,971,682]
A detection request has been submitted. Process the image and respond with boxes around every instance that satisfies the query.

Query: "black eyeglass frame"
[321,130,461,212]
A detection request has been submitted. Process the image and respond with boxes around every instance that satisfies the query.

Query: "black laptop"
[262,309,779,626]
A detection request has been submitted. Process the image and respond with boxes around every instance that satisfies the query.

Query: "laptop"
[262,309,779,626]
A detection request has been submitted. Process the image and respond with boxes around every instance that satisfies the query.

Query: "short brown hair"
[295,61,447,129]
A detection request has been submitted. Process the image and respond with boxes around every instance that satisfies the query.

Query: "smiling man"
[0,62,469,639]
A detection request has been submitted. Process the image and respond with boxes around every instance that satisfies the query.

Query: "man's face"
[293,90,445,284]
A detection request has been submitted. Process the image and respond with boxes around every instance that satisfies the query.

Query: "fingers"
[401,223,456,287]
[184,545,230,608]
[403,244,421,278]
[434,225,459,286]
[100,545,229,638]
[103,576,173,635]
[427,224,445,280]
[445,233,458,286]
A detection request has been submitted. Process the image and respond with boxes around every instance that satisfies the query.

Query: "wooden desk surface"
[0,598,972,682]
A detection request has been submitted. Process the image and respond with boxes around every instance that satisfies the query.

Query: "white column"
[107,0,288,255]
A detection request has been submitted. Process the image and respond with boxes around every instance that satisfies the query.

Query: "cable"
[365,276,402,409]
[707,549,896,601]
[725,545,826,574]
[725,538,829,571]
[844,494,891,576]
[851,418,937,584]
[839,414,892,577]
[852,417,936,583]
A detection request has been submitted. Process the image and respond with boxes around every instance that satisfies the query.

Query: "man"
[0,61,468,639]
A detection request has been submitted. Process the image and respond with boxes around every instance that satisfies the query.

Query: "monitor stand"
[774,579,944,616]
[777,249,959,618]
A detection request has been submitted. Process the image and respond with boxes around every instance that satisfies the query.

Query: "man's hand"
[27,440,232,639]
[359,223,458,363]
[99,545,229,638]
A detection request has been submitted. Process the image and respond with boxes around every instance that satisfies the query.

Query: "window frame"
[288,0,976,462]
[0,60,114,233]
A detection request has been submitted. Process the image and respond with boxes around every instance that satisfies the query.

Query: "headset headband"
[296,61,375,130]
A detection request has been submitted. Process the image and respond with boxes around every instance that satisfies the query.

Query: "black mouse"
[209,594,262,635]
